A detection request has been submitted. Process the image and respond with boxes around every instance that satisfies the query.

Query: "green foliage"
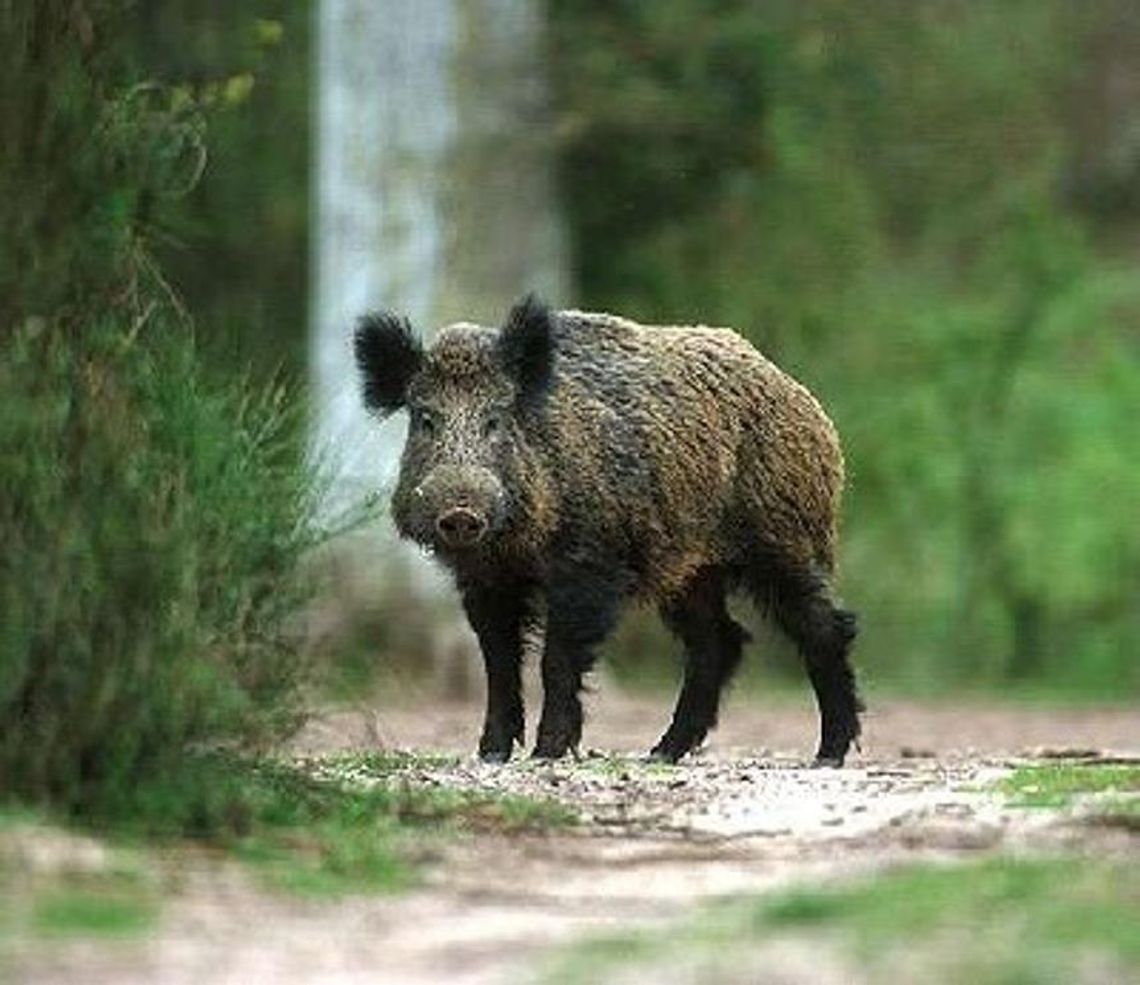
[0,1,308,377]
[551,1,1140,693]
[1,1,195,325]
[0,314,319,824]
[126,2,310,378]
[846,248,1140,692]
[0,2,318,826]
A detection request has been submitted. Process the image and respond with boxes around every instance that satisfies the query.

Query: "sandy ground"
[8,692,1139,985]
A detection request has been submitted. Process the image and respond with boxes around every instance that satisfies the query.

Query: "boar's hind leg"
[650,567,750,763]
[462,580,534,763]
[533,566,626,760]
[764,562,861,767]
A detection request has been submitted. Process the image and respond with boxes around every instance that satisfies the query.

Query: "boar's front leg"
[462,579,533,763]
[533,565,626,760]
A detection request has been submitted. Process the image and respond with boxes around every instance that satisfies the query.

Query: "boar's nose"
[435,507,488,547]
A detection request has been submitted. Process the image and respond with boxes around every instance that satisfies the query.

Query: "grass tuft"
[997,764,1140,808]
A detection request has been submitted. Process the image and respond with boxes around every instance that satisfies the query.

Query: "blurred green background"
[3,0,1138,821]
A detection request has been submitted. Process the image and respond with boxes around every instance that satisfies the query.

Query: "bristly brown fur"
[355,296,860,766]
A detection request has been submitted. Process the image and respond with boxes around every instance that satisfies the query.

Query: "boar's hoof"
[533,716,580,760]
[645,746,682,765]
[478,728,515,763]
[532,737,572,760]
[811,754,845,768]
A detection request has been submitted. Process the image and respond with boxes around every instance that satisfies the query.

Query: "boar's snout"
[402,464,505,551]
[435,507,488,547]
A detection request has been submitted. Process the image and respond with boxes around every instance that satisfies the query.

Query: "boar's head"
[355,296,554,554]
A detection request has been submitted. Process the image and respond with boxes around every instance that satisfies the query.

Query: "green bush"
[0,0,320,828]
[0,317,318,825]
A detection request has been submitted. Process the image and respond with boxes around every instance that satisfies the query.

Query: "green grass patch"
[543,857,1140,985]
[754,858,1135,945]
[223,757,574,897]
[0,833,158,946]
[32,883,157,939]
[754,857,1140,982]
[998,764,1140,808]
[232,823,410,897]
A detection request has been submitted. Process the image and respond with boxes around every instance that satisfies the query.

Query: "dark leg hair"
[461,578,534,763]
[650,567,750,763]
[758,560,861,766]
[533,562,627,760]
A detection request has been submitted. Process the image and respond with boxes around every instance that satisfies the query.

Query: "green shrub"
[0,318,319,827]
[0,1,321,829]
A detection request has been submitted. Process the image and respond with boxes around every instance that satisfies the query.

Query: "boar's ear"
[354,311,424,414]
[498,294,554,406]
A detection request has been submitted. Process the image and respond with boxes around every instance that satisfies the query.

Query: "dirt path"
[10,694,1140,985]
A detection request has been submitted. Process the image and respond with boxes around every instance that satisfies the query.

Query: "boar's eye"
[482,413,503,438]
[414,408,438,436]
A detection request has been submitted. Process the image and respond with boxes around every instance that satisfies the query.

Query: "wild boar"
[355,296,860,764]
